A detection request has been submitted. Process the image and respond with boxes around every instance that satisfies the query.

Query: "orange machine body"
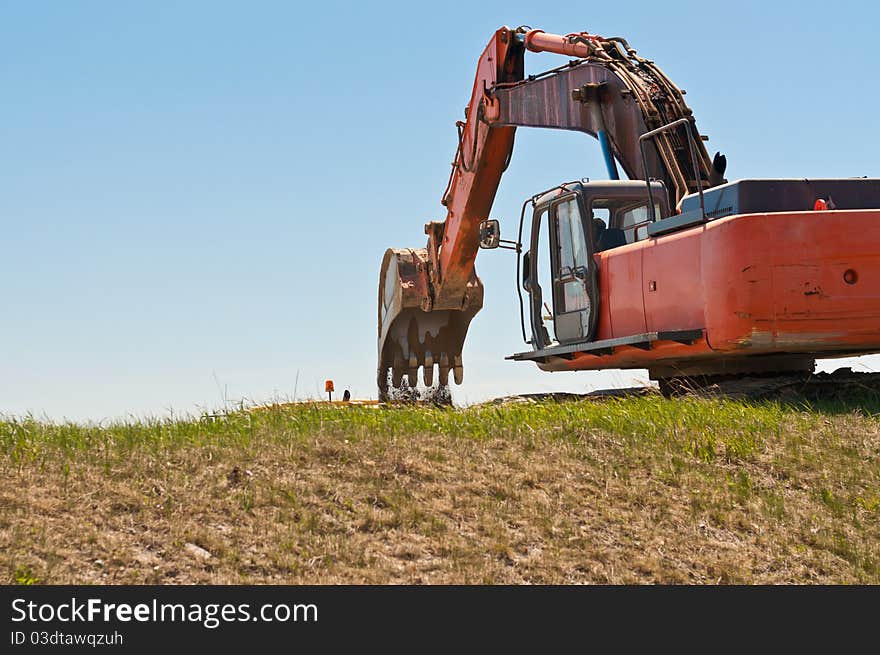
[537,208,880,374]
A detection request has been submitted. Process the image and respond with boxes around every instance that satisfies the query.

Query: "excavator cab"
[521,180,670,351]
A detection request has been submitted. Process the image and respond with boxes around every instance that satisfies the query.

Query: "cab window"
[553,198,590,313]
[591,198,661,249]
[618,201,658,243]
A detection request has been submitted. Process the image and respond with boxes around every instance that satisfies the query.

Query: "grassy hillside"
[2,394,878,584]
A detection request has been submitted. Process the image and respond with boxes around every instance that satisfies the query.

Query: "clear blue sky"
[2,1,878,421]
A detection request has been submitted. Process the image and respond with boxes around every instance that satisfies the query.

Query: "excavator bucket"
[377,248,483,400]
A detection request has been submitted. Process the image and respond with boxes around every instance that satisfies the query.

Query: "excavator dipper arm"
[377,26,524,396]
[377,27,719,398]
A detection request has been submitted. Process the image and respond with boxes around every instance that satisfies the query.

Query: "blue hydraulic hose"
[597,130,620,180]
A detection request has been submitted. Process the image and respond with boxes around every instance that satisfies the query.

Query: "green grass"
[13,565,39,585]
[0,396,803,465]
[2,395,878,584]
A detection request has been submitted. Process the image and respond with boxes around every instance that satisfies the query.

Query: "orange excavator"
[377,26,880,399]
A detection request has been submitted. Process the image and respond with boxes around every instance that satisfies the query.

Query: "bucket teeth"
[423,351,434,387]
[392,354,404,388]
[408,354,419,388]
[438,352,450,386]
[453,354,464,385]
[377,247,484,399]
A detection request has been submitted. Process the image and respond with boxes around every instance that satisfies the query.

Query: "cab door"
[525,204,555,350]
[550,194,598,343]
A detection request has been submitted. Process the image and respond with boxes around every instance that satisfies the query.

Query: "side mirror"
[479,219,501,249]
[521,250,531,291]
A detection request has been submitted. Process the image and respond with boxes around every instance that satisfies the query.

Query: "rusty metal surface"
[493,47,716,206]
[433,26,525,310]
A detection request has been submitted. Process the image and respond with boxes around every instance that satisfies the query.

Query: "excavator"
[377,26,880,399]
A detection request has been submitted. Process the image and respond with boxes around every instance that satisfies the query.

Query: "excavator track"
[484,368,880,406]
[659,368,880,402]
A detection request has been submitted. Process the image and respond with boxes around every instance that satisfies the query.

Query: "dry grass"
[1,396,878,584]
